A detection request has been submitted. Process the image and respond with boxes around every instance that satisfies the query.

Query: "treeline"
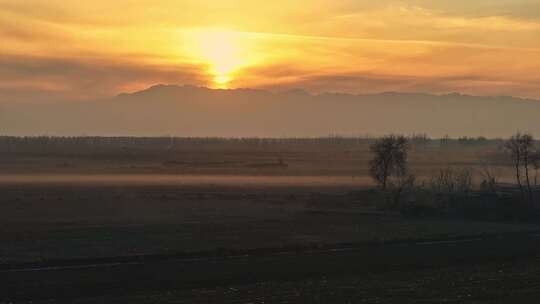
[0,136,368,154]
[0,135,503,151]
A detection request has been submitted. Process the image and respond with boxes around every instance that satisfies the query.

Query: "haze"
[1,1,540,136]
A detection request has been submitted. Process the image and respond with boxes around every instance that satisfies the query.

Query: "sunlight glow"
[214,75,232,87]
[5,2,540,99]
[191,29,247,88]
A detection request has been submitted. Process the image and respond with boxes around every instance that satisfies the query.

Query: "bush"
[430,167,473,195]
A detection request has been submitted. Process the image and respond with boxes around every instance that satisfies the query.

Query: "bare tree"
[430,167,473,195]
[505,133,536,202]
[479,164,499,194]
[532,152,540,187]
[369,135,409,190]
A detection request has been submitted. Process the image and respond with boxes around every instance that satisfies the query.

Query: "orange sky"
[1,0,540,101]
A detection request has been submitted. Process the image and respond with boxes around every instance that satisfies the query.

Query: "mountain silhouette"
[1,84,539,137]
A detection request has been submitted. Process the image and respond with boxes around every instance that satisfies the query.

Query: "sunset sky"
[1,0,540,102]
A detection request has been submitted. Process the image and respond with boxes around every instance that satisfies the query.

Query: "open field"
[4,232,540,303]
[1,181,539,264]
[0,137,514,181]
[1,138,539,302]
[34,257,540,304]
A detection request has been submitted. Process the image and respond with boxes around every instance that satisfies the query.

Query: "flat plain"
[1,138,539,303]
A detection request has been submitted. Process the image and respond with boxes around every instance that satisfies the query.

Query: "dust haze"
[2,84,539,137]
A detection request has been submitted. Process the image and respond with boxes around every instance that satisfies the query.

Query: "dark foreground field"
[3,231,540,303]
[1,180,537,264]
[104,257,540,304]
[1,138,539,303]
[1,179,540,303]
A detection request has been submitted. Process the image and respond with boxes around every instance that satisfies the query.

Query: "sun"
[213,75,232,86]
[182,28,263,89]
[192,29,246,88]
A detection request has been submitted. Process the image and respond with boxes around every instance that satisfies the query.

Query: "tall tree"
[369,135,409,190]
[505,133,536,203]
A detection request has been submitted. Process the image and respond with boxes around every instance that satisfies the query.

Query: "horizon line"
[116,83,539,102]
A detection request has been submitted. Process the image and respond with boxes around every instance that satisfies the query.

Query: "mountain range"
[1,84,538,137]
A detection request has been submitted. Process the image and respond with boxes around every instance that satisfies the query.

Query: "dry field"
[2,139,540,303]
[1,182,538,264]
[0,139,533,264]
[0,138,513,181]
[33,257,540,304]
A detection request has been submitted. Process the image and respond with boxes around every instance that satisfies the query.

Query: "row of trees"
[369,133,540,206]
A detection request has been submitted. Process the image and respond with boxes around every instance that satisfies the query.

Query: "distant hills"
[1,84,539,137]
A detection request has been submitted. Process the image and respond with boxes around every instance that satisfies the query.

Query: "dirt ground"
[1,139,539,303]
[38,257,540,304]
[0,138,513,181]
[0,182,537,264]
[0,139,534,263]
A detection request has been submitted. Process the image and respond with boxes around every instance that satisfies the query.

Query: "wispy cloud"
[0,0,539,100]
[0,55,207,101]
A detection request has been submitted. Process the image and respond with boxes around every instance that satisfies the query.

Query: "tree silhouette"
[505,132,536,203]
[369,135,409,190]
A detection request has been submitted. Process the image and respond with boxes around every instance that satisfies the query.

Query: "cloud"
[0,55,208,102]
[412,0,540,21]
[1,0,540,100]
[245,65,540,99]
[315,4,540,48]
